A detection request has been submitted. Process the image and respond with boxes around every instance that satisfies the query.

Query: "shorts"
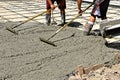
[46,0,66,10]
[91,0,110,19]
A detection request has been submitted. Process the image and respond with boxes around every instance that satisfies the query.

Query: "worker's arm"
[47,0,55,9]
[77,0,82,14]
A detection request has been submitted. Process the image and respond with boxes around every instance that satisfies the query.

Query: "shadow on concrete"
[1,21,55,34]
[53,33,75,42]
[89,29,102,36]
[105,42,120,50]
[68,21,83,28]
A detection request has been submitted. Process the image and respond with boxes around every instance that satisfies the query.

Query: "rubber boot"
[46,14,51,26]
[61,13,66,24]
[83,22,93,35]
[58,13,66,26]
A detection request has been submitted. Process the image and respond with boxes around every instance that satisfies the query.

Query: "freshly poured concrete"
[0,21,120,80]
[0,0,120,80]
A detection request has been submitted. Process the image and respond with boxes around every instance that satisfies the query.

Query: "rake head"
[39,37,57,47]
[6,27,18,35]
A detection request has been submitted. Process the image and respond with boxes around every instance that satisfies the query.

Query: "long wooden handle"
[56,3,94,33]
[13,5,59,29]
[48,3,94,40]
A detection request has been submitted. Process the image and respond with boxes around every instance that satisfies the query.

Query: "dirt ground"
[0,21,120,80]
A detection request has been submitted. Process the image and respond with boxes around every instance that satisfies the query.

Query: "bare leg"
[84,15,96,35]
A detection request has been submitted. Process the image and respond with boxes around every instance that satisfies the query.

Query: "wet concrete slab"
[0,0,120,80]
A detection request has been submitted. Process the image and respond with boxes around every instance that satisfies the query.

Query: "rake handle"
[58,2,93,31]
[48,32,57,40]
[47,3,94,40]
[12,5,59,29]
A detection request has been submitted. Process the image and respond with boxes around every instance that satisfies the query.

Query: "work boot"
[83,22,93,35]
[58,13,66,26]
[46,14,51,26]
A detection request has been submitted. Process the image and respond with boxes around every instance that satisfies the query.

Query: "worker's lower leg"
[61,12,66,24]
[46,11,51,26]
[84,16,96,35]
[59,9,66,26]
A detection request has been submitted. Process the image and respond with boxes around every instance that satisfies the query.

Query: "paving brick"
[84,64,104,74]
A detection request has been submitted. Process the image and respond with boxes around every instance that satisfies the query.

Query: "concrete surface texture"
[0,0,120,80]
[0,21,120,80]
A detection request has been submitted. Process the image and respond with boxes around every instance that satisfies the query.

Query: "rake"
[40,3,94,46]
[6,5,59,35]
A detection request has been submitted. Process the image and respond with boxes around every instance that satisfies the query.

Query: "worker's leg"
[57,0,66,26]
[46,12,51,26]
[84,0,101,35]
[84,15,96,35]
[46,0,54,26]
[100,0,110,20]
[60,9,66,26]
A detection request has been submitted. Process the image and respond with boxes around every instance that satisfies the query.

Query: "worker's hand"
[78,9,83,16]
[50,4,55,10]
